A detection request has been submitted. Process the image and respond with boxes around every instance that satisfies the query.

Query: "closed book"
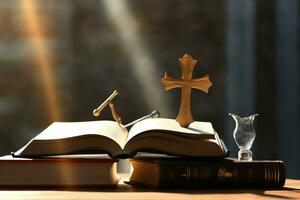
[0,155,119,188]
[129,157,286,188]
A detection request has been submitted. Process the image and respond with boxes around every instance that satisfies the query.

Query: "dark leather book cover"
[129,157,286,188]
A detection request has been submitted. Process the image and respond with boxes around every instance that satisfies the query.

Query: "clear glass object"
[229,113,258,161]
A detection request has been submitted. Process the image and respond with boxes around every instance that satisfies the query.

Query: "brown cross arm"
[161,73,212,93]
[161,73,182,90]
[190,74,212,93]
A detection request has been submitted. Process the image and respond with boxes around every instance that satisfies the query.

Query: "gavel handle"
[108,101,122,124]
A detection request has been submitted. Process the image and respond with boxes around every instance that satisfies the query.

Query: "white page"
[126,118,215,143]
[35,120,128,147]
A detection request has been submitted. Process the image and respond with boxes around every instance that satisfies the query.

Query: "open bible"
[13,118,228,159]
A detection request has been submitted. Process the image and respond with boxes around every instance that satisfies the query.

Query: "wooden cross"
[161,54,212,127]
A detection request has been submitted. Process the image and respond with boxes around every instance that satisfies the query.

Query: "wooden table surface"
[0,176,299,200]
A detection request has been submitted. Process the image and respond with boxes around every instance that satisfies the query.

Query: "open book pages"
[35,120,128,147]
[126,118,215,143]
[120,118,227,158]
[13,118,228,158]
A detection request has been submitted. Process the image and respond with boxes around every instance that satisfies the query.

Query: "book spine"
[158,162,285,188]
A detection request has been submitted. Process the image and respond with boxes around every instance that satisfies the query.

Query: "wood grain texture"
[161,54,212,127]
[0,175,299,200]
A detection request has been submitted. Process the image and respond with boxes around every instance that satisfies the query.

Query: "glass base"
[238,149,252,161]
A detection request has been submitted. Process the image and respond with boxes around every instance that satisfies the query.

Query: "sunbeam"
[19,0,74,184]
[19,0,62,121]
[102,0,172,116]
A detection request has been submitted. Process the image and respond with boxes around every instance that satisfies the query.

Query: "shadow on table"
[0,184,299,199]
[125,184,300,199]
[157,187,300,199]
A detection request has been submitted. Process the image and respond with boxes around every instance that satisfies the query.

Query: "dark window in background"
[0,0,299,178]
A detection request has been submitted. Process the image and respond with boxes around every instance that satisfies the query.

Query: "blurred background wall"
[0,0,299,178]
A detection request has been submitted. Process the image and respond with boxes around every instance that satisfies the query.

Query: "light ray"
[19,0,62,121]
[102,0,172,116]
[19,0,73,184]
